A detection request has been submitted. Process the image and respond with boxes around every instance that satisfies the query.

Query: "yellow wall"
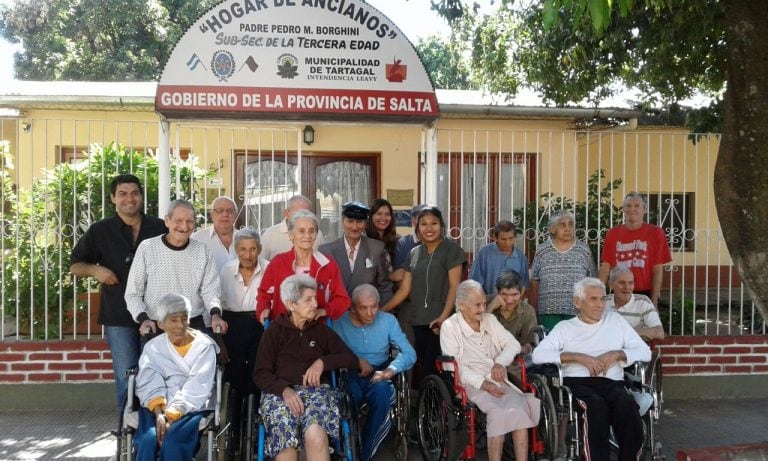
[4,106,726,265]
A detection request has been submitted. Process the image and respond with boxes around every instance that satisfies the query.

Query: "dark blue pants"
[134,407,208,461]
[344,372,396,461]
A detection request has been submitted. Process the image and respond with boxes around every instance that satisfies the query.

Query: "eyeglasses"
[213,208,236,215]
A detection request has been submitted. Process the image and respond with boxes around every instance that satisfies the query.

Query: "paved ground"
[1,398,767,460]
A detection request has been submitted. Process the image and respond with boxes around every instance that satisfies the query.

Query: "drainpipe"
[423,126,438,205]
[158,118,170,216]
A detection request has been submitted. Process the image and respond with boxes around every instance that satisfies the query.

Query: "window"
[647,192,695,252]
[436,152,536,250]
[235,151,379,238]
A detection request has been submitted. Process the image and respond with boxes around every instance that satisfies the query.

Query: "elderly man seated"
[532,277,651,461]
[605,266,665,341]
[440,280,540,461]
[133,293,219,461]
[332,284,416,461]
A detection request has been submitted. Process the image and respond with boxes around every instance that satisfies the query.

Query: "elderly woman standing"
[257,209,350,323]
[220,228,268,394]
[133,293,218,461]
[440,280,540,461]
[253,275,359,461]
[530,209,596,331]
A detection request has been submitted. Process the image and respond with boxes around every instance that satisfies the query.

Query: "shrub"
[0,142,213,339]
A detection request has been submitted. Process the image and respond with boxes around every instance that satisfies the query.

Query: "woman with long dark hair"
[396,206,466,378]
[366,198,399,270]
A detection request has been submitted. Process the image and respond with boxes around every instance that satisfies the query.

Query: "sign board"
[156,0,439,122]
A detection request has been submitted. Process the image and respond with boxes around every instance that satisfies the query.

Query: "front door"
[236,153,379,241]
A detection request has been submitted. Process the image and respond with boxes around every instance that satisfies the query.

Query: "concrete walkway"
[0,398,766,460]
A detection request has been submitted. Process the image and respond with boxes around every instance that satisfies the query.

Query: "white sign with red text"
[156,0,439,121]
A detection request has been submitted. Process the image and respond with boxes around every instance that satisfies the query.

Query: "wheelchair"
[116,365,229,461]
[341,353,411,461]
[252,369,359,461]
[529,358,664,461]
[416,355,549,461]
[215,381,258,461]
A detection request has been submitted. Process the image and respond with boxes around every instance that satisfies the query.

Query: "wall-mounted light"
[22,121,31,133]
[303,125,315,146]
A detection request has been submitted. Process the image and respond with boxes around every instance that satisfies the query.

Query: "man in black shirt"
[70,174,166,417]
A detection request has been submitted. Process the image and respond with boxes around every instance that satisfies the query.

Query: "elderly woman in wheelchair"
[532,277,651,461]
[439,279,540,461]
[132,293,219,461]
[252,274,359,461]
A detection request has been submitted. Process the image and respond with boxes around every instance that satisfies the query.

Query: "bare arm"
[381,271,411,313]
[431,265,462,327]
[635,325,665,341]
[70,262,119,285]
[597,262,612,284]
[651,264,664,306]
[389,268,405,283]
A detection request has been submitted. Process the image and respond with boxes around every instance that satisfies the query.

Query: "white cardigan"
[440,312,521,390]
[136,330,219,415]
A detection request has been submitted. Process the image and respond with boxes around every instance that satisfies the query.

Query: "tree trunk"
[714,1,768,322]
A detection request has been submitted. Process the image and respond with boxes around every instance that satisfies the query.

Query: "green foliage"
[0,142,213,339]
[415,35,478,90]
[659,293,702,336]
[0,0,220,80]
[513,169,623,265]
[436,0,726,113]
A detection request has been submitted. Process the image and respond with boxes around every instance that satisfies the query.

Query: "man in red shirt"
[598,192,672,306]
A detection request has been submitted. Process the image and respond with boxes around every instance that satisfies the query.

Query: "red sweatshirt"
[256,249,351,321]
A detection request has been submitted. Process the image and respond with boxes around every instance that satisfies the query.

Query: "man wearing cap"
[320,201,394,305]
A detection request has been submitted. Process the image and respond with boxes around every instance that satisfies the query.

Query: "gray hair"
[165,199,196,219]
[287,209,319,232]
[212,195,237,211]
[608,265,633,283]
[351,284,380,305]
[156,293,192,322]
[286,194,312,212]
[280,274,317,305]
[234,228,261,248]
[573,277,605,302]
[455,279,485,312]
[623,191,647,207]
[547,209,575,235]
[495,270,524,293]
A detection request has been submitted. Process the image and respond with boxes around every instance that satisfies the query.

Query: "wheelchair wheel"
[530,374,558,460]
[216,382,237,461]
[646,355,663,415]
[336,390,360,461]
[394,372,410,461]
[240,394,256,461]
[417,375,464,461]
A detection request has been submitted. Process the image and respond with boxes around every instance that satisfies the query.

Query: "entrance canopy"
[155,0,439,123]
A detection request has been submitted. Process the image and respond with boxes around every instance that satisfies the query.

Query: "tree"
[0,0,219,80]
[415,35,478,90]
[433,0,768,320]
